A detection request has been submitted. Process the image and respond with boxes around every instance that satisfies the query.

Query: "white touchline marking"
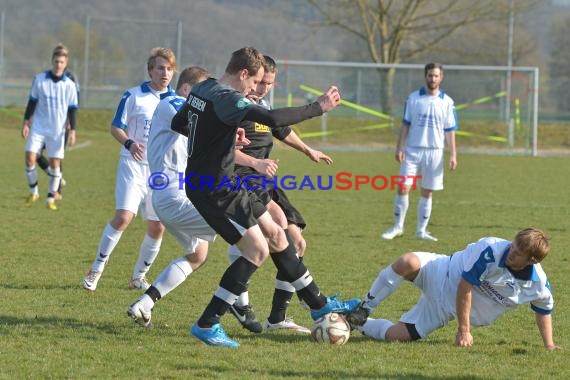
[67,140,92,151]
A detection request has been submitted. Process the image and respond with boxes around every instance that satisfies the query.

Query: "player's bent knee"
[393,252,422,279]
[111,211,134,230]
[385,322,417,342]
[147,221,165,238]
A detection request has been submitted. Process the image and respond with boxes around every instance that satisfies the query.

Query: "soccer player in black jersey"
[171,47,360,347]
[228,55,335,335]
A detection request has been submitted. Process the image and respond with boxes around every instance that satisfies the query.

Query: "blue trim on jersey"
[140,82,174,98]
[160,87,176,100]
[531,303,552,315]
[498,245,510,267]
[169,97,186,111]
[45,70,71,82]
[29,96,38,102]
[462,245,496,286]
[498,244,539,282]
[447,108,460,132]
[418,86,445,99]
[141,82,152,93]
[112,91,132,129]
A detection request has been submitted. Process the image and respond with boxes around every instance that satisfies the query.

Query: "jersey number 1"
[187,112,199,158]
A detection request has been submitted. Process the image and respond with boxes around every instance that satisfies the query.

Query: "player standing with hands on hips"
[381,62,458,242]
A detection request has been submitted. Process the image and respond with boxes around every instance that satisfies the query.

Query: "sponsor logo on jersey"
[254,122,270,133]
[236,97,252,109]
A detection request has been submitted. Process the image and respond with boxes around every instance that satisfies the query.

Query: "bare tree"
[307,0,535,114]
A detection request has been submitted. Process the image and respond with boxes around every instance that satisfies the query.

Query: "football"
[310,313,351,345]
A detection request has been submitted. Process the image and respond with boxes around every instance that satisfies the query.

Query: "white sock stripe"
[290,271,313,290]
[47,167,61,177]
[275,279,296,292]
[214,287,239,304]
[173,257,193,277]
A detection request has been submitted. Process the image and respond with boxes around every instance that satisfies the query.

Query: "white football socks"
[363,265,403,310]
[25,165,38,195]
[417,196,432,233]
[132,234,162,279]
[91,223,123,272]
[357,318,394,340]
[393,193,409,230]
[47,166,61,197]
[152,257,193,298]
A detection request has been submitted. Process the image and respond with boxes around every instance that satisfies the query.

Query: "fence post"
[83,15,90,107]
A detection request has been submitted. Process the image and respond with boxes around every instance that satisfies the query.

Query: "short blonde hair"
[514,227,550,262]
[147,47,177,72]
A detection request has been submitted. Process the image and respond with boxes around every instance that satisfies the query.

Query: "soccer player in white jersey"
[381,62,458,242]
[22,43,79,210]
[127,66,216,327]
[83,47,176,292]
[347,227,559,350]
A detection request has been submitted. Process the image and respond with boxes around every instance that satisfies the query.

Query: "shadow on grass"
[0,283,80,290]
[0,314,123,335]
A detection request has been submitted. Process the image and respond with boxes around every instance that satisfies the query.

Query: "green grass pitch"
[1,108,568,379]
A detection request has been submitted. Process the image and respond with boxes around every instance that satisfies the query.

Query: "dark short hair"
[225,47,265,77]
[424,62,443,77]
[263,55,277,74]
[177,66,209,90]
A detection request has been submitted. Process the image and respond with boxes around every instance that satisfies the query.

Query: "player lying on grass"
[347,227,560,350]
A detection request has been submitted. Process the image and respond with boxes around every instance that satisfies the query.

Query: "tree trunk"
[378,67,396,116]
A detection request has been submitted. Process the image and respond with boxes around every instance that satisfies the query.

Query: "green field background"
[0,108,568,379]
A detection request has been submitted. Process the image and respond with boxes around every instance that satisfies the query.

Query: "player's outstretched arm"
[535,313,561,351]
[282,131,333,165]
[316,86,341,113]
[455,278,474,348]
[244,85,341,129]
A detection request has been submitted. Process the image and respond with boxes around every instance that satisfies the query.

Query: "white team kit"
[112,81,174,219]
[25,71,79,158]
[148,94,216,252]
[401,87,458,189]
[388,237,553,338]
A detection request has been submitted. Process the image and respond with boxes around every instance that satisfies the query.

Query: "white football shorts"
[400,147,444,191]
[26,129,65,159]
[152,187,216,254]
[114,156,159,221]
[399,252,454,338]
